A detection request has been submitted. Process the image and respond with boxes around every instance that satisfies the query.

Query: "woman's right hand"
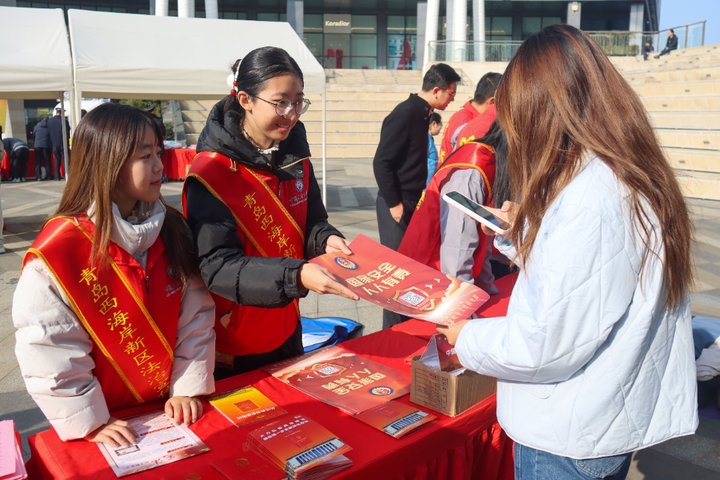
[299,263,359,300]
[85,417,137,448]
[480,201,517,236]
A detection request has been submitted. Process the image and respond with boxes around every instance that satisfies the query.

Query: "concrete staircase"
[177,44,719,200]
[179,68,476,158]
[611,43,720,200]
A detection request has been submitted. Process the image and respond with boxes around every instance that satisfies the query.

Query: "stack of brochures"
[247,414,352,480]
[0,420,27,480]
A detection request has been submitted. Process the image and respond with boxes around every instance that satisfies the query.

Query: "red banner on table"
[310,234,490,325]
[265,345,410,414]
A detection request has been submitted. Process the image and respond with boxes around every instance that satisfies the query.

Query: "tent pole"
[60,96,70,182]
[321,79,327,205]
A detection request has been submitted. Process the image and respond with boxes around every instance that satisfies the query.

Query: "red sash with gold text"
[183,151,308,355]
[399,142,496,280]
[23,217,177,408]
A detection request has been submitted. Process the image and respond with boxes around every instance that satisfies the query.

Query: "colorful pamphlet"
[0,420,27,480]
[247,414,352,480]
[310,234,489,325]
[209,386,287,428]
[97,410,209,477]
[265,345,410,414]
[353,400,436,438]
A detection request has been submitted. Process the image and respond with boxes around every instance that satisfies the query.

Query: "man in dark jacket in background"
[372,62,460,329]
[47,108,70,180]
[32,117,51,180]
[3,137,30,183]
[373,63,461,251]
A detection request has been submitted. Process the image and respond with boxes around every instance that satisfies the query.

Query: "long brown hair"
[54,103,197,284]
[495,24,692,311]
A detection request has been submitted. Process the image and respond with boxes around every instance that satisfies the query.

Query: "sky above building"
[659,0,720,45]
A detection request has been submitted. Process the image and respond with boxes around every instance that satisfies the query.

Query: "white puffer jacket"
[456,156,698,459]
[13,201,216,440]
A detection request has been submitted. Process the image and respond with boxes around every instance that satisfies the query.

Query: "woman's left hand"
[165,396,203,425]
[436,319,470,346]
[325,235,353,255]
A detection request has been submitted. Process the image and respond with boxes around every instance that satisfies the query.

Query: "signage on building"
[323,14,351,34]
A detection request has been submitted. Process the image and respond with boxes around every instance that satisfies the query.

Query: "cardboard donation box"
[409,333,497,417]
[410,355,497,417]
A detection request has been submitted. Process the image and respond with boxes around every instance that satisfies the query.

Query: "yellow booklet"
[209,386,287,428]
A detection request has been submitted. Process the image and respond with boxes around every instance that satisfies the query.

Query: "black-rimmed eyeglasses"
[251,95,311,116]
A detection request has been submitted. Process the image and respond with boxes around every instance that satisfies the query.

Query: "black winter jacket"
[184,97,342,308]
[373,93,433,215]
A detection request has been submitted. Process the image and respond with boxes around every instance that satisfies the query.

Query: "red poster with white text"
[310,234,489,326]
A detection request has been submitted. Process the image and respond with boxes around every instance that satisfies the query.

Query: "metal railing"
[427,21,707,62]
[427,40,523,63]
[588,21,706,57]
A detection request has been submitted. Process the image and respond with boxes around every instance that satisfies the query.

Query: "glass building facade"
[10,0,659,70]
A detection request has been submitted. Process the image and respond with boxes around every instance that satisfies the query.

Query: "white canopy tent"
[67,9,328,197]
[0,7,73,100]
[0,6,73,170]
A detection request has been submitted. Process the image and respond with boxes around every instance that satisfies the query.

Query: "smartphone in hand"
[442,191,509,235]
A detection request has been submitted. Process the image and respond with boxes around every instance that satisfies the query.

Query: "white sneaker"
[0,245,5,254]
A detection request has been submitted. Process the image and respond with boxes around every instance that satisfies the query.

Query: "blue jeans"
[515,443,632,480]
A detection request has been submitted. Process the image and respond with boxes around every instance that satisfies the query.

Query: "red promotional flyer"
[265,345,410,414]
[310,234,489,325]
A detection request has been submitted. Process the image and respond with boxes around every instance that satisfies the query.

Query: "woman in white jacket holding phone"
[439,25,697,480]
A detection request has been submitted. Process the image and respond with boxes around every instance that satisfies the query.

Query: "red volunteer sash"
[184,151,307,355]
[399,142,496,283]
[23,217,175,405]
[186,152,305,259]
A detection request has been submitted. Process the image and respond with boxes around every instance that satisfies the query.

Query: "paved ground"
[1,158,719,478]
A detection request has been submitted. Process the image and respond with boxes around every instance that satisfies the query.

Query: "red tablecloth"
[26,274,518,480]
[1,150,65,180]
[162,148,196,180]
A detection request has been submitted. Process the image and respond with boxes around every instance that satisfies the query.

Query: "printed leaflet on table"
[310,234,489,325]
[97,410,209,477]
[265,345,410,414]
[247,414,352,480]
[209,386,287,427]
[0,420,27,480]
[353,400,436,438]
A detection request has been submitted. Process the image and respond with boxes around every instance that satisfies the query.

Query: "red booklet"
[310,234,489,325]
[353,400,436,438]
[247,414,352,480]
[265,345,410,414]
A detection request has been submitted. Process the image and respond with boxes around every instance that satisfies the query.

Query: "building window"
[257,12,287,22]
[351,15,377,69]
[387,15,416,70]
[522,16,561,39]
[486,16,512,41]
